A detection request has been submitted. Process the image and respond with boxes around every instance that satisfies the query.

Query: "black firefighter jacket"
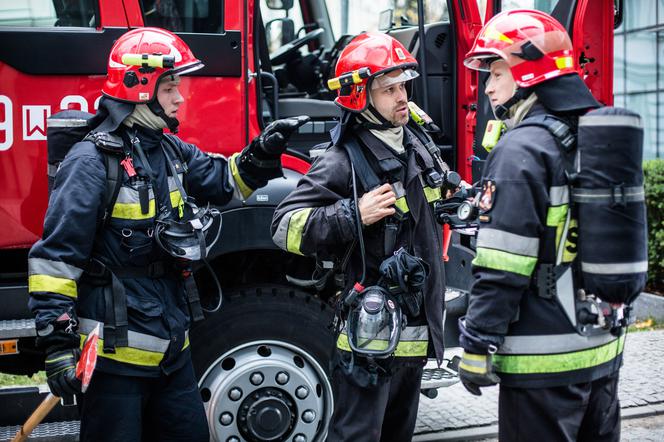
[271,125,447,365]
[465,104,624,388]
[28,125,252,377]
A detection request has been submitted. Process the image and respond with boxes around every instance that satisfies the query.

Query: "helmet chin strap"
[493,87,532,120]
[359,104,397,130]
[147,100,180,133]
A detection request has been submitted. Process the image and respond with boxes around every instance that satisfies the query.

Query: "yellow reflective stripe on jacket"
[546,204,568,227]
[336,332,428,357]
[392,181,410,214]
[84,334,164,367]
[395,197,409,214]
[286,208,313,256]
[28,274,77,298]
[493,335,625,375]
[169,189,184,218]
[473,247,538,277]
[229,152,254,199]
[423,186,442,203]
[111,200,156,220]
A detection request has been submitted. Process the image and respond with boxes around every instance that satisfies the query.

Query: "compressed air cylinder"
[573,106,648,304]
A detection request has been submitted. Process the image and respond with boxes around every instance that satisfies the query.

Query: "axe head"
[76,323,100,393]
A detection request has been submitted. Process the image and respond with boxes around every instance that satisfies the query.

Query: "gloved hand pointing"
[238,116,311,184]
[254,116,311,157]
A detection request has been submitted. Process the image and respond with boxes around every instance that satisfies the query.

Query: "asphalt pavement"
[413,329,664,441]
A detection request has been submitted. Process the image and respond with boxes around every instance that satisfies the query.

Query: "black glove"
[45,348,81,398]
[237,116,310,183]
[458,350,500,396]
[253,116,311,158]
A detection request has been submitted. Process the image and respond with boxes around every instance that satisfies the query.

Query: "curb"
[412,402,664,442]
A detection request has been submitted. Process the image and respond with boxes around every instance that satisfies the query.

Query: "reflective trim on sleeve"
[580,114,643,129]
[549,185,569,206]
[459,353,488,374]
[229,152,254,199]
[286,208,313,256]
[546,204,568,227]
[28,258,84,280]
[582,261,648,275]
[28,274,77,298]
[473,247,538,277]
[499,332,618,355]
[476,228,539,257]
[493,335,625,375]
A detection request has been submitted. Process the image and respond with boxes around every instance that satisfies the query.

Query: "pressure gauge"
[457,200,479,222]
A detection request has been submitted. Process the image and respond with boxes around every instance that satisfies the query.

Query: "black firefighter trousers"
[78,358,209,442]
[499,372,621,442]
[326,364,423,442]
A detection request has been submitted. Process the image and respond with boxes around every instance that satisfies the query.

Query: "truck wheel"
[191,286,336,442]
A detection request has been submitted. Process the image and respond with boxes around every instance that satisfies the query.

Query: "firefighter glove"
[253,116,310,157]
[458,350,500,396]
[45,348,81,398]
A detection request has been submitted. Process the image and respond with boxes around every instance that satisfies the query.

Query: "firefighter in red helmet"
[459,10,626,441]
[272,32,451,441]
[28,27,308,441]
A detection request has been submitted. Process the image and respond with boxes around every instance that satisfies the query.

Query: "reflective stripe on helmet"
[473,247,538,277]
[493,334,624,374]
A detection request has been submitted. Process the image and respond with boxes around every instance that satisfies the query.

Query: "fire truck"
[0,0,617,440]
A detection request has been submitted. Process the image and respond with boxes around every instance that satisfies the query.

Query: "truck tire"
[190,286,336,442]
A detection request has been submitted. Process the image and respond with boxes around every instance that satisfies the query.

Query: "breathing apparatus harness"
[85,129,223,353]
[332,113,445,386]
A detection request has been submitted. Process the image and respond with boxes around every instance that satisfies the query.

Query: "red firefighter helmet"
[332,33,418,112]
[102,27,203,103]
[464,9,578,88]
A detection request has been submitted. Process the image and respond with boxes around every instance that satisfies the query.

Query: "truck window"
[326,0,449,37]
[140,0,224,33]
[0,0,96,27]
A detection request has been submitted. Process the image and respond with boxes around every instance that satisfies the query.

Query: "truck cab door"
[470,0,617,182]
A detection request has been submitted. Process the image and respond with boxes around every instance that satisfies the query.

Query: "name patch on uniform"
[479,180,496,213]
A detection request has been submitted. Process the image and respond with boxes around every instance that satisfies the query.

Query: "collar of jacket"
[128,124,164,151]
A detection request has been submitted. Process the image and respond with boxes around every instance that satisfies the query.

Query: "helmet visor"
[371,68,419,90]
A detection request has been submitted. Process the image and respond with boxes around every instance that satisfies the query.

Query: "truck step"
[421,365,459,390]
[0,421,79,442]
[0,319,36,339]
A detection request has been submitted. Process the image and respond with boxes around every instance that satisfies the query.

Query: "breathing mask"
[346,286,402,359]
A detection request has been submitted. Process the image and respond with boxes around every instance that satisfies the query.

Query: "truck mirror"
[266,18,296,51]
[266,0,294,10]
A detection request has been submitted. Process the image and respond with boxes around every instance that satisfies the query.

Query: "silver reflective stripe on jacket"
[78,318,175,354]
[549,185,569,206]
[498,331,618,355]
[476,228,539,257]
[28,258,84,280]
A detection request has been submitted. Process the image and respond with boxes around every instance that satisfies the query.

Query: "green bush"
[644,159,664,291]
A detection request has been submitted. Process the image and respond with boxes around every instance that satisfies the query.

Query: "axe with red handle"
[12,323,100,442]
